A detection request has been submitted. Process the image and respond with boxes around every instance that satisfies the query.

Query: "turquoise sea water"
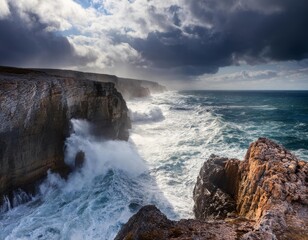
[179,90,308,154]
[1,90,307,239]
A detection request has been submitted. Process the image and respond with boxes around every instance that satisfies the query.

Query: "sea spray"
[65,119,147,178]
[1,90,307,240]
[127,90,308,219]
[129,106,165,123]
[0,190,33,214]
[0,118,175,240]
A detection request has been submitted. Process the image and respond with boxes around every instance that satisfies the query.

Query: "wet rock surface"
[116,138,308,240]
[115,205,254,240]
[0,66,130,200]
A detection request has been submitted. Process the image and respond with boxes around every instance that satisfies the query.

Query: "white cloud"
[193,63,308,90]
[0,0,10,19]
[1,0,307,87]
[199,70,278,83]
[1,0,184,71]
[0,1,284,69]
[68,34,142,69]
[7,0,96,31]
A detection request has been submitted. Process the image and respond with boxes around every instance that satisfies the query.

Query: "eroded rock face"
[115,205,254,240]
[117,138,308,240]
[37,69,166,99]
[193,137,308,239]
[193,155,239,219]
[0,67,130,200]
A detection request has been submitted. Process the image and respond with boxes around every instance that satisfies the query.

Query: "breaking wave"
[129,106,164,123]
[1,90,307,240]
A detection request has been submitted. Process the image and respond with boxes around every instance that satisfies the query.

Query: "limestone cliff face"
[117,77,166,99]
[116,138,308,240]
[0,67,130,200]
[37,69,166,99]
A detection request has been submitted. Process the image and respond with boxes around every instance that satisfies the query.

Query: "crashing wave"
[129,107,165,123]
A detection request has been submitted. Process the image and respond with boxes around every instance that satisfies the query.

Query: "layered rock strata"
[37,69,166,99]
[0,67,130,200]
[116,138,308,240]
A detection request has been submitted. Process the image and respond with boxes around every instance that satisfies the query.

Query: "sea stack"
[116,138,308,240]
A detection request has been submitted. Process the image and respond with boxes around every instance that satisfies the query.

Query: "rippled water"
[1,90,308,239]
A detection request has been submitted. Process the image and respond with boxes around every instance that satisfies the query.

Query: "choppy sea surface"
[1,90,308,240]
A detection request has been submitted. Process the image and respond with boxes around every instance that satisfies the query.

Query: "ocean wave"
[2,90,307,240]
[0,119,176,240]
[64,119,147,182]
[213,105,278,111]
[170,106,191,111]
[0,189,33,213]
[129,106,165,123]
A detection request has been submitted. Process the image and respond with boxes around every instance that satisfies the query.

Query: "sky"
[0,0,308,89]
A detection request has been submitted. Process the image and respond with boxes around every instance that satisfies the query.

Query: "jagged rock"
[237,138,308,239]
[194,137,308,239]
[115,205,254,240]
[193,155,239,219]
[115,205,174,240]
[0,66,131,201]
[117,138,308,240]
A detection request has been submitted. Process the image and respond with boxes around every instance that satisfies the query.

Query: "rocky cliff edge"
[0,67,131,202]
[37,69,167,99]
[116,138,308,240]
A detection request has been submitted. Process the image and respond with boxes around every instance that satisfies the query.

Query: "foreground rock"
[116,138,308,240]
[115,205,254,240]
[0,66,130,202]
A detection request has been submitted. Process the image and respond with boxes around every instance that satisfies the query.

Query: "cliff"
[116,138,308,240]
[0,66,130,202]
[36,69,166,99]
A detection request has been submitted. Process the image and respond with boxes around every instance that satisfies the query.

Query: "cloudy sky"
[0,0,308,89]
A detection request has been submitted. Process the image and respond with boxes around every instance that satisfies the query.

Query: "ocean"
[1,90,308,239]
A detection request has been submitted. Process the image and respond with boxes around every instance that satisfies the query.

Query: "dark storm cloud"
[130,0,308,75]
[131,28,234,75]
[0,8,92,68]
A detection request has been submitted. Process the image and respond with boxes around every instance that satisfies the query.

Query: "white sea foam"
[0,117,175,240]
[1,91,307,240]
[129,106,164,123]
[214,105,277,110]
[127,91,249,219]
[0,189,32,214]
[65,119,147,178]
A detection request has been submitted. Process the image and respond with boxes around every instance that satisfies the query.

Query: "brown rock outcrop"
[115,205,254,240]
[116,138,308,240]
[193,155,239,220]
[37,69,166,99]
[235,138,308,239]
[0,67,130,202]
